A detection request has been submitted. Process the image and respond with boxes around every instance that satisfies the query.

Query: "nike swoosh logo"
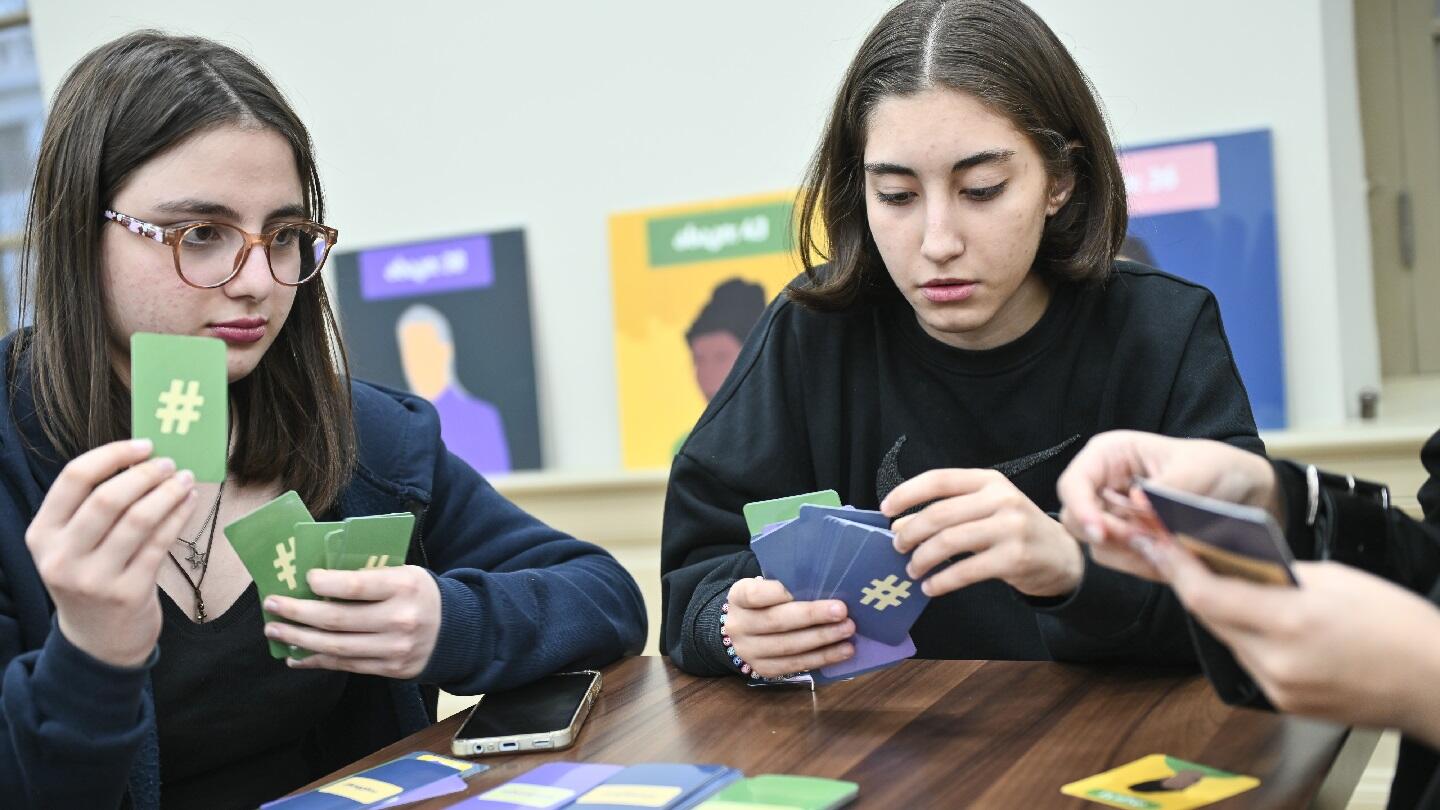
[875,433,1083,509]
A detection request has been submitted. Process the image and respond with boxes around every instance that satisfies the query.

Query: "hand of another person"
[884,469,1084,599]
[1156,543,1440,748]
[265,565,442,679]
[721,576,855,678]
[28,439,198,668]
[1056,430,1278,581]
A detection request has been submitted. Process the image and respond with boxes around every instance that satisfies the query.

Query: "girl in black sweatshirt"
[661,0,1262,680]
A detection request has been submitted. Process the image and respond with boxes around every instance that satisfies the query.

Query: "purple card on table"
[826,521,928,646]
[813,632,916,685]
[447,762,624,809]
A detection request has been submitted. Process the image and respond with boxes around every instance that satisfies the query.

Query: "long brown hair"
[792,0,1129,310]
[16,30,356,512]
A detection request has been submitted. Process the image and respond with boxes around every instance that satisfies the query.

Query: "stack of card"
[262,751,487,809]
[451,763,858,810]
[224,491,416,658]
[743,490,927,685]
[129,332,421,657]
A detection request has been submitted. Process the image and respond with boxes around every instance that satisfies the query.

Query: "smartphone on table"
[451,670,602,757]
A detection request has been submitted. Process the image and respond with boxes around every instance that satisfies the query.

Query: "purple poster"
[334,230,542,473]
[359,235,495,301]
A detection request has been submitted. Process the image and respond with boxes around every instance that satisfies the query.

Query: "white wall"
[26,0,1378,470]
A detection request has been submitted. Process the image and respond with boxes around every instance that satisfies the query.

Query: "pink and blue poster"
[1120,129,1286,429]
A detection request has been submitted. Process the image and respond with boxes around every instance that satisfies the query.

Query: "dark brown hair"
[791,0,1128,310]
[16,30,356,512]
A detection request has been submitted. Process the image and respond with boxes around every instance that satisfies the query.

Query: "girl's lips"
[208,323,266,344]
[920,281,977,303]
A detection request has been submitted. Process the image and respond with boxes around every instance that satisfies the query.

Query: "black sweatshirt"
[1203,432,1440,810]
[661,262,1264,677]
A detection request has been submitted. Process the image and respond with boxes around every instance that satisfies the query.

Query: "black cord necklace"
[168,478,225,623]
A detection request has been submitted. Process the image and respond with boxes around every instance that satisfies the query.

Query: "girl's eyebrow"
[152,198,306,220]
[864,149,1017,177]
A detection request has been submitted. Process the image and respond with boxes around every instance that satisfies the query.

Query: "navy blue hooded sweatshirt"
[0,331,647,808]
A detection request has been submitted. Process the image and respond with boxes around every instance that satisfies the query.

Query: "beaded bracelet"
[720,601,797,682]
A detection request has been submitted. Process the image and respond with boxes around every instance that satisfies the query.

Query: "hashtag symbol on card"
[860,574,912,611]
[155,379,204,435]
[363,555,389,569]
[274,537,298,590]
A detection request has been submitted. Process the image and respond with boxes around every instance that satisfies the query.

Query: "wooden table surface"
[303,656,1364,808]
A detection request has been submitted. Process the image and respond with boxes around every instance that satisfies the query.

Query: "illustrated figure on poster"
[395,303,511,473]
[674,278,767,454]
[687,278,767,402]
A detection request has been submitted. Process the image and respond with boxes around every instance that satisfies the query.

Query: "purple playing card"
[751,519,806,594]
[812,516,868,604]
[376,774,467,808]
[446,762,624,809]
[827,521,929,646]
[813,632,916,685]
[793,503,891,531]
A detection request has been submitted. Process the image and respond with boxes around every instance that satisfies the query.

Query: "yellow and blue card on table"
[1061,754,1260,809]
[129,333,228,482]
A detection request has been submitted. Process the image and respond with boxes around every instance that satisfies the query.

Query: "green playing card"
[695,775,859,809]
[130,333,228,482]
[322,526,348,569]
[284,521,343,660]
[742,490,842,536]
[223,491,315,658]
[330,513,415,570]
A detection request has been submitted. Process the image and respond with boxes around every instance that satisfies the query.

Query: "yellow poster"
[610,190,806,470]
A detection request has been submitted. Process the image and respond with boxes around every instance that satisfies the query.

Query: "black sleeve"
[1038,293,1265,666]
[1203,430,1440,710]
[660,301,819,676]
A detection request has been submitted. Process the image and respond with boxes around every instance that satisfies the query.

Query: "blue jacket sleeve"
[0,609,154,808]
[413,446,647,694]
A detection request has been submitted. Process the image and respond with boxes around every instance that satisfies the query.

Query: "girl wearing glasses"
[0,31,645,809]
[661,0,1262,681]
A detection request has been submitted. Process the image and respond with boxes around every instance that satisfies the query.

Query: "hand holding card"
[1136,480,1297,586]
[740,494,922,684]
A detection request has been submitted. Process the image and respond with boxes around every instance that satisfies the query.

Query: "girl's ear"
[1046,141,1081,216]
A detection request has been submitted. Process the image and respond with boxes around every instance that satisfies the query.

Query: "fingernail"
[176,470,195,487]
[263,623,279,637]
[839,644,854,657]
[906,565,918,579]
[921,580,934,597]
[154,457,176,473]
[131,438,153,453]
[1085,522,1104,544]
[263,599,278,612]
[829,603,844,619]
[879,497,891,513]
[1131,536,1166,570]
